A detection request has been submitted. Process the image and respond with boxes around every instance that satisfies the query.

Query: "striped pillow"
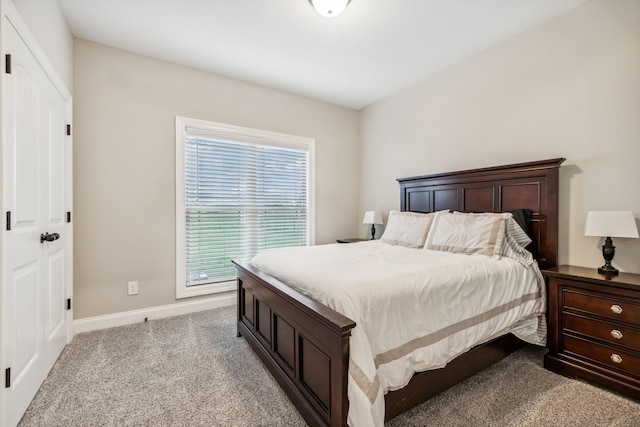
[506,217,532,248]
[501,216,534,265]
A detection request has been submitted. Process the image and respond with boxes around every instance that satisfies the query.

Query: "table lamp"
[362,211,383,240]
[584,211,639,275]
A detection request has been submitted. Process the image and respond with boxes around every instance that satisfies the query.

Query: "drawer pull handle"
[610,354,623,364]
[610,304,623,314]
[610,330,623,340]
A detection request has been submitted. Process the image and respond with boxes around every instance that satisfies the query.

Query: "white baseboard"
[73,293,236,334]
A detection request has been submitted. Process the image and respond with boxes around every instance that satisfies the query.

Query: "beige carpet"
[19,306,640,426]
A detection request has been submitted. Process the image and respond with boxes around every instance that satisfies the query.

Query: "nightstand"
[543,265,640,399]
[336,238,366,243]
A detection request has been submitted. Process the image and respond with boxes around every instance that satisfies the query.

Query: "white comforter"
[250,240,546,427]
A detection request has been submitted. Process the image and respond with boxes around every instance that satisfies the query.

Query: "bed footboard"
[233,260,356,427]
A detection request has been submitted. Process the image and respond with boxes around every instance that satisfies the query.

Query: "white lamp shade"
[309,0,350,17]
[362,210,383,225]
[584,211,639,238]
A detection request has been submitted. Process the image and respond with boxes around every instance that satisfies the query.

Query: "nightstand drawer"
[545,266,640,399]
[564,335,640,376]
[564,312,640,349]
[563,288,640,323]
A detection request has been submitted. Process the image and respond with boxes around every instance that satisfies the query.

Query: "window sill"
[176,280,236,299]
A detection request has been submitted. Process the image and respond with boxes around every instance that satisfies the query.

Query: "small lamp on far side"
[584,211,639,275]
[363,211,383,240]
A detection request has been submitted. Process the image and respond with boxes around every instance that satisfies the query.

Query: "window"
[175,117,315,298]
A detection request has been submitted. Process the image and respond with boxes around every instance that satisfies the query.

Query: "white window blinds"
[176,117,314,297]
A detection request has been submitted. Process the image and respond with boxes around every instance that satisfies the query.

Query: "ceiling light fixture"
[308,0,351,18]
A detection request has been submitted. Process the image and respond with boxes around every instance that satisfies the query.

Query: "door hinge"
[66,124,71,136]
[67,298,71,310]
[5,54,11,74]
[5,211,10,231]
[5,367,10,388]
[67,211,72,223]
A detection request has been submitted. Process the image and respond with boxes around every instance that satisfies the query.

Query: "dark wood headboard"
[397,158,565,269]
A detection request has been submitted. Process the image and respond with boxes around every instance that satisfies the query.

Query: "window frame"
[175,116,315,299]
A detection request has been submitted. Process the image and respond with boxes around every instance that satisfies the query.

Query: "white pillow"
[425,212,509,257]
[380,210,436,248]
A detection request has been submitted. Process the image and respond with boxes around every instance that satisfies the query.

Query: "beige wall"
[23,0,640,321]
[73,39,359,319]
[11,0,74,92]
[359,0,640,273]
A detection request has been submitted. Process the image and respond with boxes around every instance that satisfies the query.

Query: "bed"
[233,158,564,427]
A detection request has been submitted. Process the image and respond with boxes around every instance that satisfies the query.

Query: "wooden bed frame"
[233,158,565,426]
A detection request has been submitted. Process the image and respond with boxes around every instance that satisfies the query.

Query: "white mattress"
[251,240,546,427]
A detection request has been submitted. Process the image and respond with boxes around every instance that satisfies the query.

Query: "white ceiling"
[58,0,590,110]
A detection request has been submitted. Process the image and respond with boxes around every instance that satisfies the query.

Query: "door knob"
[40,232,60,243]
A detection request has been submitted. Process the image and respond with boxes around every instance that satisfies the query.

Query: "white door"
[2,12,71,427]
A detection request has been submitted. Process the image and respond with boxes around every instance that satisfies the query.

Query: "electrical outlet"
[127,281,138,295]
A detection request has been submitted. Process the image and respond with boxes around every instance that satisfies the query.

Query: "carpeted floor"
[19,306,640,426]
